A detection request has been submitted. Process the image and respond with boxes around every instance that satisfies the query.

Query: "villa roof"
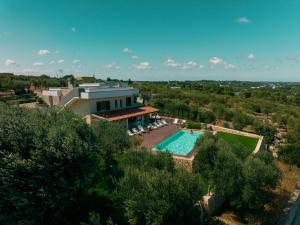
[98,106,159,122]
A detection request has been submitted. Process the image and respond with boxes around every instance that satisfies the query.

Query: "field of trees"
[0,74,299,224]
[134,81,300,167]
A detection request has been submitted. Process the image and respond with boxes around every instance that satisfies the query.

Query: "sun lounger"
[161,120,168,125]
[132,128,142,134]
[150,123,158,129]
[154,122,162,127]
[138,125,146,133]
[173,118,179,124]
[127,130,134,136]
[157,120,165,126]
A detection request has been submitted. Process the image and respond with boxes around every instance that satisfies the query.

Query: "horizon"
[0,0,300,81]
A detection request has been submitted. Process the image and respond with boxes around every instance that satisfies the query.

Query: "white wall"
[89,96,133,114]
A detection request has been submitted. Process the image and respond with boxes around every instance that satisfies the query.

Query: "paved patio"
[140,124,179,148]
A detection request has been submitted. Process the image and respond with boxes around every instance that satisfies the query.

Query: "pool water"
[153,130,204,156]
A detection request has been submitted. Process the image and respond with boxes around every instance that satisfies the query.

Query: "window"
[120,99,123,108]
[115,99,118,109]
[96,101,110,111]
[126,97,132,107]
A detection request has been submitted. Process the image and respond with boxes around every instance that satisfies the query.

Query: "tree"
[241,153,281,210]
[93,120,131,178]
[115,151,208,225]
[192,134,219,180]
[254,123,276,147]
[80,212,115,225]
[278,144,300,167]
[210,149,243,207]
[81,212,101,225]
[192,133,281,211]
[0,105,98,225]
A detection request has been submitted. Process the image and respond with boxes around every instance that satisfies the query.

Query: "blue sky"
[0,0,300,81]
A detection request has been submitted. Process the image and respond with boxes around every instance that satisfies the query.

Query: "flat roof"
[84,87,137,93]
[98,106,159,122]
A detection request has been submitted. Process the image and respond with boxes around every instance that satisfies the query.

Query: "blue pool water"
[153,130,204,156]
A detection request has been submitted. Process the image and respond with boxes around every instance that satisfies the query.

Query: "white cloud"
[134,61,151,70]
[37,49,50,56]
[248,53,255,60]
[71,27,76,32]
[5,59,16,66]
[165,59,203,70]
[132,55,139,59]
[236,17,251,23]
[49,60,56,65]
[57,59,64,64]
[182,61,198,70]
[104,62,120,70]
[73,59,80,64]
[165,58,181,68]
[33,62,45,66]
[209,57,223,65]
[209,57,236,70]
[122,48,131,53]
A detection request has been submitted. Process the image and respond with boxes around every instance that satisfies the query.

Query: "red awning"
[98,106,159,122]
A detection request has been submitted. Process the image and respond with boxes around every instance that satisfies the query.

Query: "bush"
[0,105,99,225]
[187,121,202,129]
[192,134,281,211]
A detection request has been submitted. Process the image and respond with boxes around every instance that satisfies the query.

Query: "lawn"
[216,131,258,155]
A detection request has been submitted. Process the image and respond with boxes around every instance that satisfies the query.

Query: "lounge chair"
[173,118,179,124]
[156,115,161,119]
[157,120,165,126]
[127,130,134,136]
[154,122,162,127]
[138,125,146,133]
[161,120,168,125]
[150,123,158,129]
[132,128,142,135]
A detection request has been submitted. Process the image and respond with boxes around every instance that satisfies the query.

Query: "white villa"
[42,81,159,127]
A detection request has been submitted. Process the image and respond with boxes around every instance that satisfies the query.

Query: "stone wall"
[203,193,226,215]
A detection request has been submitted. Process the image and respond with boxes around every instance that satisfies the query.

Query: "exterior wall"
[203,193,226,215]
[67,99,92,117]
[63,95,135,117]
[81,88,138,99]
[89,96,133,114]
[42,95,61,106]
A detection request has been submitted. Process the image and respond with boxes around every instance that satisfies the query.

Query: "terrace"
[135,119,264,162]
[140,123,179,148]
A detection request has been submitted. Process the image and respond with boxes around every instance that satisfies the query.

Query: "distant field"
[216,131,258,154]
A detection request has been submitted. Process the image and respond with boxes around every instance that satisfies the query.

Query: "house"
[42,81,159,127]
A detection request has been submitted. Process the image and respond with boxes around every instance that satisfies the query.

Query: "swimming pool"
[153,130,204,156]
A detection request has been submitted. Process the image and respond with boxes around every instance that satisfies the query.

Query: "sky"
[0,0,300,81]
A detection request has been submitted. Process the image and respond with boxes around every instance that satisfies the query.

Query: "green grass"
[216,131,258,155]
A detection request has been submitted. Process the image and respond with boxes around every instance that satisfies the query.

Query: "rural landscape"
[1,0,300,225]
[0,73,299,225]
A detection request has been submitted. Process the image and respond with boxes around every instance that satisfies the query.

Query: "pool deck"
[140,124,179,148]
[139,125,200,161]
